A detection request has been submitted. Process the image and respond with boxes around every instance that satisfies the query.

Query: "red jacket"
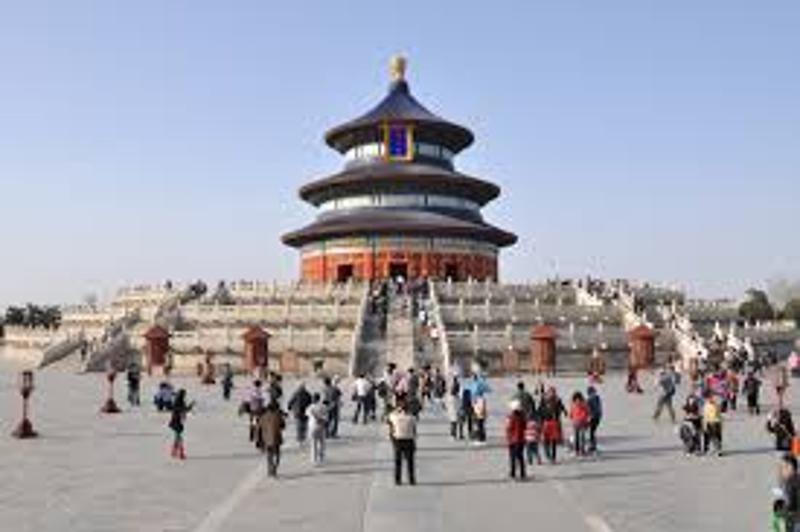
[506,411,526,445]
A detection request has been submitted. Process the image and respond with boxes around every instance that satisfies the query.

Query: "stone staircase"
[385,293,416,372]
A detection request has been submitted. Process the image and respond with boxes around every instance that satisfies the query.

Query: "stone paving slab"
[0,354,795,531]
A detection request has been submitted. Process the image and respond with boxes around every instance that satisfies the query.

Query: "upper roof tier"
[324,56,474,155]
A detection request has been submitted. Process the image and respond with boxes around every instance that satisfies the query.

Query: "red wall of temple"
[300,249,498,282]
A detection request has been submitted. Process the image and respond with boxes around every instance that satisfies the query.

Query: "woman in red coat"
[505,400,527,480]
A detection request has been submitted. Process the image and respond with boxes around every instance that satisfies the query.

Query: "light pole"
[12,370,38,439]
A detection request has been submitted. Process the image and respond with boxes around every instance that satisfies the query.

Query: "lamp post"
[100,365,121,414]
[12,370,38,439]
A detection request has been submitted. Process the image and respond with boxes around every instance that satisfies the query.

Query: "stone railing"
[179,302,360,326]
[348,283,371,377]
[428,279,453,373]
[439,303,622,326]
[154,326,353,355]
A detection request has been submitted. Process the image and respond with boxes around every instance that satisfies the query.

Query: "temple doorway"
[444,263,458,281]
[336,264,354,283]
[388,262,408,281]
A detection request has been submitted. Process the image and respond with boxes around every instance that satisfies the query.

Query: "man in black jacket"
[288,383,312,445]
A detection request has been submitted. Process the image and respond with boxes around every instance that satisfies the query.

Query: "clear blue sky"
[1,1,798,307]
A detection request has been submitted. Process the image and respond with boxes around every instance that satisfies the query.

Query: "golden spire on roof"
[389,54,407,82]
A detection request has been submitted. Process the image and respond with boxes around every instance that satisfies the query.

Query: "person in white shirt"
[352,374,370,424]
[387,401,418,485]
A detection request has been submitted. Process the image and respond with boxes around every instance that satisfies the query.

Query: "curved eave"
[281,209,517,249]
[298,162,500,206]
[323,80,474,154]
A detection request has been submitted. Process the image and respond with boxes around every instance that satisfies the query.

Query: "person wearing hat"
[505,399,527,480]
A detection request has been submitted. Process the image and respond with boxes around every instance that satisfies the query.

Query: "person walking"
[767,407,796,451]
[653,365,678,423]
[506,400,527,481]
[586,386,603,454]
[258,399,286,477]
[446,385,460,440]
[513,381,536,421]
[288,382,312,445]
[387,401,418,485]
[126,363,141,406]
[246,380,266,444]
[221,363,234,401]
[460,384,474,440]
[306,394,329,466]
[168,389,193,460]
[322,376,342,438]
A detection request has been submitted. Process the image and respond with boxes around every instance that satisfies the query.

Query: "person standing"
[322,376,342,438]
[569,392,590,457]
[306,394,329,466]
[126,363,141,406]
[586,386,603,454]
[768,407,796,452]
[653,365,678,423]
[505,400,527,481]
[288,382,312,445]
[513,381,536,421]
[247,380,266,444]
[258,399,286,477]
[472,394,488,445]
[168,389,193,460]
[387,401,418,485]
[352,374,370,424]
[743,371,762,415]
[702,392,723,456]
[221,363,234,401]
[540,387,567,463]
[446,388,460,440]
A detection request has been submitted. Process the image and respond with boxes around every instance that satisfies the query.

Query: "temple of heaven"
[282,56,517,283]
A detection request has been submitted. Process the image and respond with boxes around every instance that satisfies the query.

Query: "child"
[473,395,488,444]
[772,499,788,532]
[569,392,590,457]
[524,414,542,466]
[168,389,194,460]
[702,392,723,456]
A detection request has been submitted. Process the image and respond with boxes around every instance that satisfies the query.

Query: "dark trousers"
[526,441,541,464]
[474,419,486,442]
[265,446,281,476]
[509,443,526,479]
[747,393,760,415]
[573,426,586,455]
[128,385,140,406]
[450,421,458,439]
[296,417,308,443]
[327,407,340,438]
[588,418,600,452]
[544,440,558,462]
[353,397,367,424]
[393,439,416,485]
[703,422,722,453]
[653,395,676,422]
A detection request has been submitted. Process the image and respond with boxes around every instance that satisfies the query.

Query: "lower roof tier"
[298,161,501,207]
[281,207,517,248]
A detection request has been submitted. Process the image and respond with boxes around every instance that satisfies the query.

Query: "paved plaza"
[0,354,790,531]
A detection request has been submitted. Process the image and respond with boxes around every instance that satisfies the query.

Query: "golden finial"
[389,54,407,82]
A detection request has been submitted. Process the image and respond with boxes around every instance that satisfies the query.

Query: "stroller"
[679,420,701,455]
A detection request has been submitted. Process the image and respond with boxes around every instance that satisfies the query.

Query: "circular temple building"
[282,56,517,282]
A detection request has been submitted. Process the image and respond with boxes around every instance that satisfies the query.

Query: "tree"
[739,289,775,322]
[784,298,800,327]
